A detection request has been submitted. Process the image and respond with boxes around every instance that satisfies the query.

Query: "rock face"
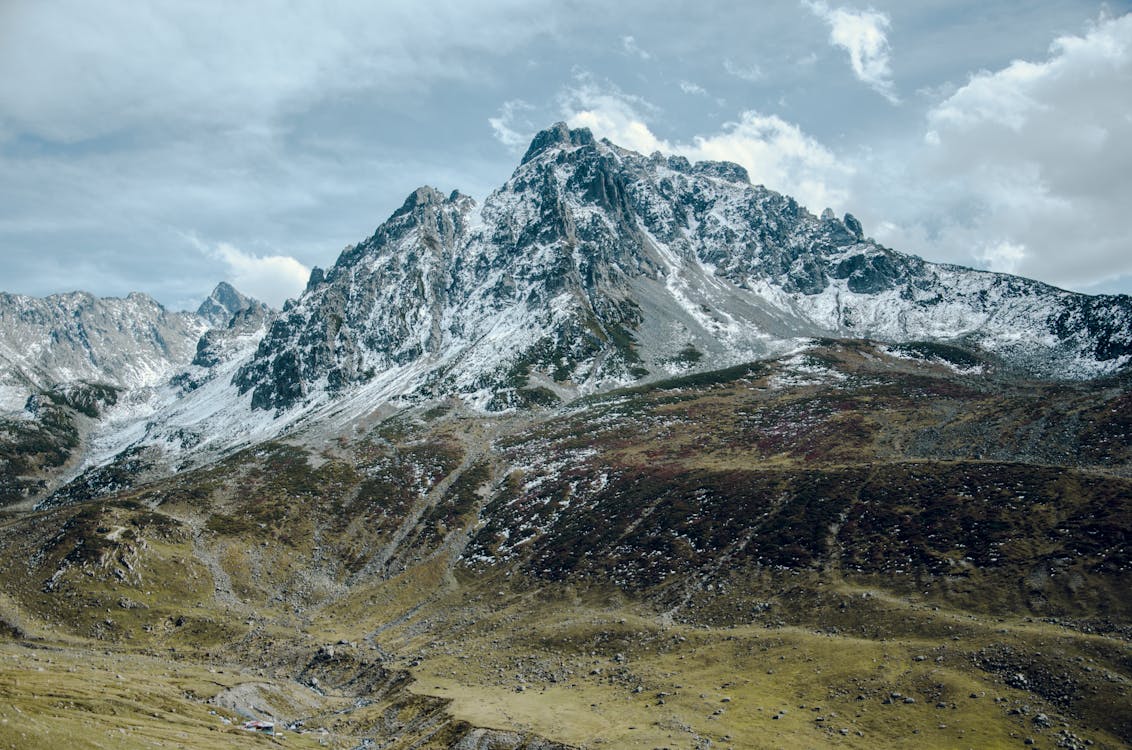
[232,123,1132,414]
[0,291,208,413]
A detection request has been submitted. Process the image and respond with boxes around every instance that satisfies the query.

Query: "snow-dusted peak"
[196,281,261,328]
[224,122,1132,419]
[520,122,598,165]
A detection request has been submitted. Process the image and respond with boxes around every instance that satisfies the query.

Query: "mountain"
[196,281,259,328]
[232,122,1131,418]
[29,121,1131,506]
[0,285,260,508]
[0,283,263,416]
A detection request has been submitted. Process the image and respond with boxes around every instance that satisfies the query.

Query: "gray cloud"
[855,12,1132,292]
[0,1,561,143]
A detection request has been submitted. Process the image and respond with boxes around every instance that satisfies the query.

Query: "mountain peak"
[197,282,258,328]
[391,186,448,218]
[521,122,597,164]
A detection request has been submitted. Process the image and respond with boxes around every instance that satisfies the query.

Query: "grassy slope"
[0,340,1128,749]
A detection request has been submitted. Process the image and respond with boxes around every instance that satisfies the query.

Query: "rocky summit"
[0,125,1129,750]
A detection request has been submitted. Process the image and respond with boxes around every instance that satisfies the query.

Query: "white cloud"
[723,59,765,82]
[621,35,651,60]
[805,1,898,103]
[976,241,1027,274]
[561,81,852,213]
[679,80,708,96]
[559,79,666,154]
[861,12,1132,291]
[688,113,853,212]
[489,100,535,149]
[191,238,310,309]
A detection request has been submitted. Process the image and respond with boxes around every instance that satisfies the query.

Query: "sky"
[1,1,1130,309]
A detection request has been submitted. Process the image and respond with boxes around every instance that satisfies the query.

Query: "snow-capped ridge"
[0,290,208,413]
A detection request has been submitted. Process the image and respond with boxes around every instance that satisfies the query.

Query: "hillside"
[1,340,1128,749]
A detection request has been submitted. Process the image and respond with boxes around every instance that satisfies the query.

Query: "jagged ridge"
[233,123,1132,414]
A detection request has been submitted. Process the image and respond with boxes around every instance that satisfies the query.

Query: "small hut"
[242,719,275,736]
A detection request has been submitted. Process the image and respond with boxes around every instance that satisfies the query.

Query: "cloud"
[688,114,853,212]
[561,80,852,213]
[723,59,765,82]
[621,35,651,60]
[859,12,1132,292]
[976,241,1027,275]
[0,0,561,143]
[805,1,898,103]
[559,78,666,154]
[489,100,536,149]
[0,1,553,307]
[191,238,310,309]
[679,81,708,96]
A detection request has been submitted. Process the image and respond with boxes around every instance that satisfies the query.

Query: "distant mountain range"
[0,281,260,412]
